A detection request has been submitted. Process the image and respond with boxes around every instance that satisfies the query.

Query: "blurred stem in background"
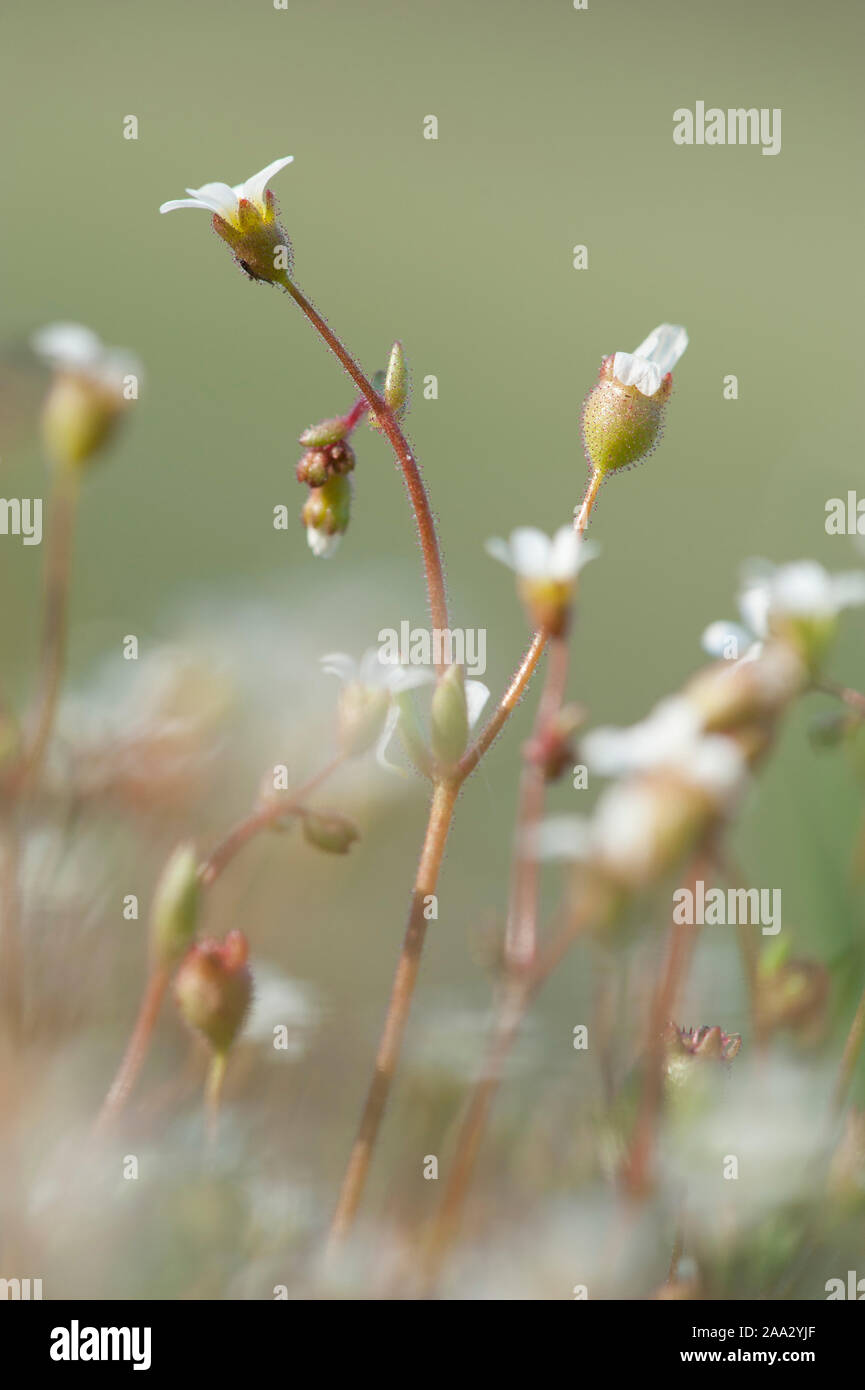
[327,481,604,1253]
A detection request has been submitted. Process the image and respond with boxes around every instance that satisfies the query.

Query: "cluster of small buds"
[296,439,356,488]
[296,416,361,559]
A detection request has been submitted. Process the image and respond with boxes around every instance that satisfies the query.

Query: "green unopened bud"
[32,322,140,473]
[302,474,351,558]
[383,340,408,415]
[394,690,434,778]
[299,417,349,448]
[150,842,201,970]
[430,664,469,769]
[174,929,252,1054]
[302,809,359,854]
[369,342,408,431]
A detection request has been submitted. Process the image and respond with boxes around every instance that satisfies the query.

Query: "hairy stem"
[198,754,345,888]
[95,966,170,1132]
[327,776,459,1250]
[505,634,569,970]
[281,277,449,643]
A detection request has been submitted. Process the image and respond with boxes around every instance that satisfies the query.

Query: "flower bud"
[174,929,252,1054]
[32,324,140,473]
[149,842,201,971]
[755,950,829,1040]
[302,809,359,854]
[212,199,293,286]
[525,703,587,781]
[580,325,687,476]
[299,417,350,448]
[430,664,469,770]
[369,342,408,430]
[296,440,355,487]
[301,474,352,558]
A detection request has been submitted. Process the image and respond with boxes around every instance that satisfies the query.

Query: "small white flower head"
[582,696,746,802]
[160,156,295,284]
[32,322,141,471]
[581,324,688,476]
[32,322,141,395]
[321,648,429,764]
[486,525,599,634]
[703,558,865,672]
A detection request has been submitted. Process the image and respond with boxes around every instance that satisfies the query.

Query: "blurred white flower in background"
[582,696,746,798]
[702,558,865,662]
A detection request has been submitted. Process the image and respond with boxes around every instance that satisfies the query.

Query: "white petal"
[688,736,747,798]
[374,703,407,775]
[535,815,593,861]
[386,665,435,694]
[738,575,772,639]
[159,198,214,214]
[485,536,517,571]
[831,571,865,610]
[506,527,554,579]
[612,351,663,397]
[239,155,294,211]
[183,181,239,219]
[700,620,753,661]
[320,652,357,683]
[548,525,582,580]
[32,322,102,367]
[631,324,689,375]
[306,526,341,558]
[465,680,490,729]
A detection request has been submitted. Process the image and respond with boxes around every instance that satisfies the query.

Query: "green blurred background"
[1,0,863,1296]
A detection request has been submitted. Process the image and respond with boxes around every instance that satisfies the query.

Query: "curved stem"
[198,754,345,888]
[95,966,170,1132]
[459,629,549,779]
[281,277,449,643]
[327,777,459,1252]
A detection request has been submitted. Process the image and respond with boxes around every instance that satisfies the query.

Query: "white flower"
[32,322,141,393]
[582,696,746,798]
[536,785,667,882]
[321,648,429,698]
[322,649,488,772]
[702,558,865,662]
[159,155,294,226]
[307,528,340,559]
[611,323,688,398]
[485,525,600,581]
